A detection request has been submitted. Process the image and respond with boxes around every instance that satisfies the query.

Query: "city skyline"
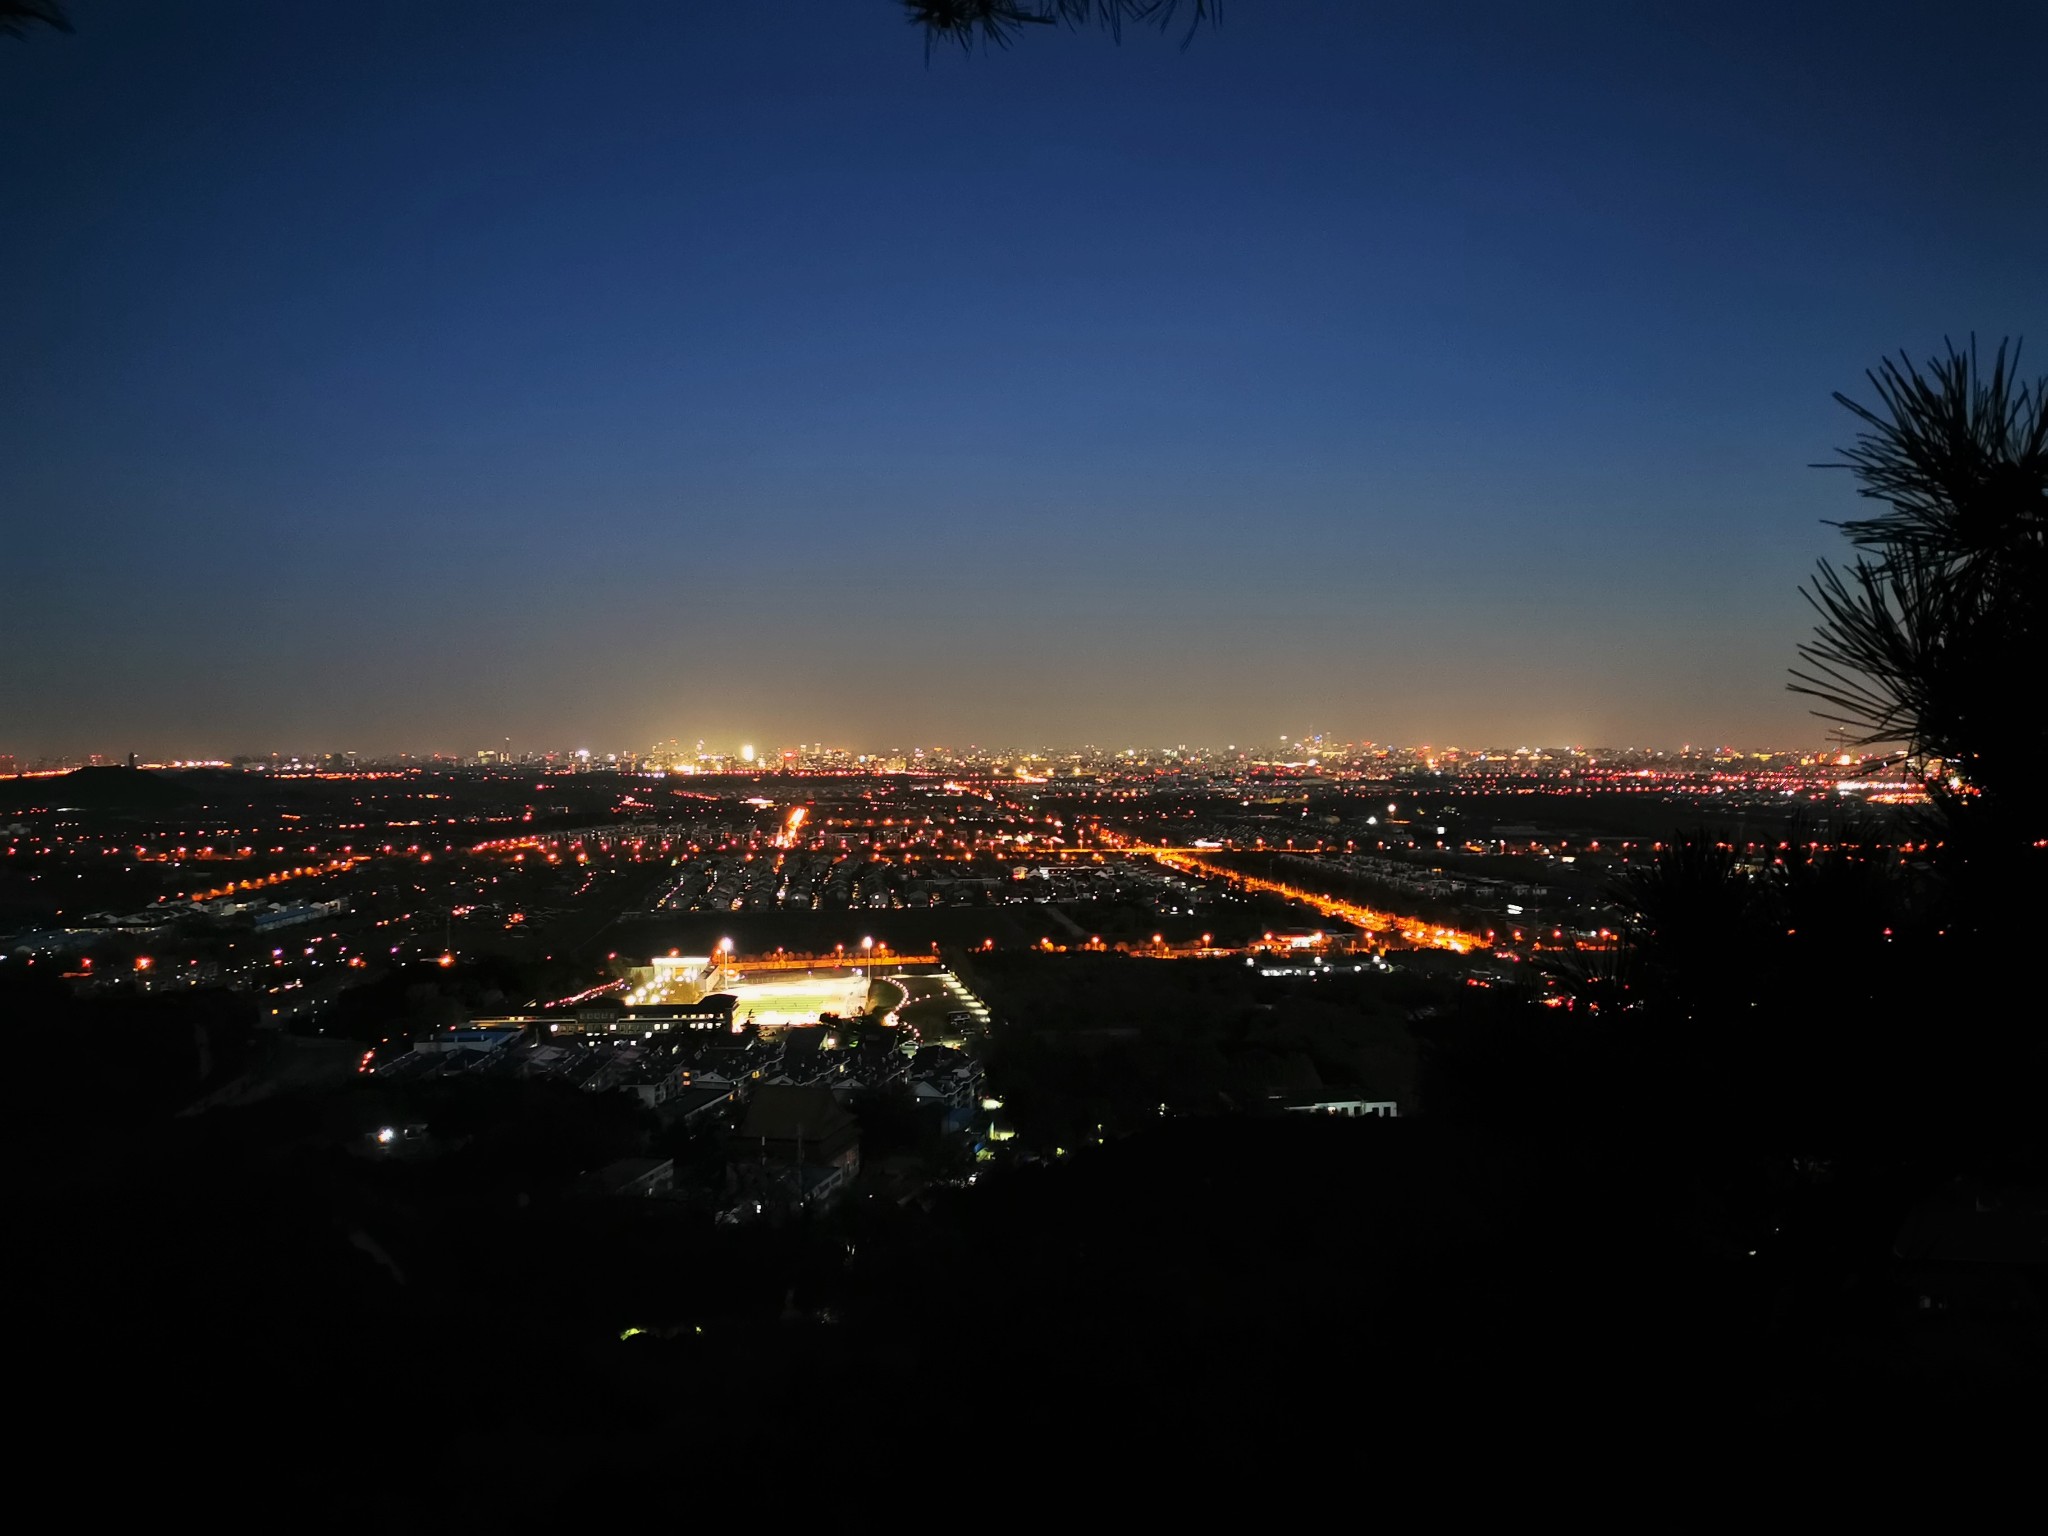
[0,718,1895,768]
[7,731,1888,777]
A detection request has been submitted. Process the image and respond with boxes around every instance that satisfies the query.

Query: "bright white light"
[376,1127,395,1144]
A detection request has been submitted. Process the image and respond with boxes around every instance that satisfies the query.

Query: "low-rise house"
[591,1157,675,1198]
[668,1084,738,1129]
[410,1022,527,1056]
[624,1056,692,1109]
[907,1043,980,1108]
[911,1075,976,1109]
[1279,1094,1398,1118]
[728,1085,861,1210]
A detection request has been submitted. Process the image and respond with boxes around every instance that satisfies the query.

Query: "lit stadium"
[623,953,874,1028]
[718,970,875,1028]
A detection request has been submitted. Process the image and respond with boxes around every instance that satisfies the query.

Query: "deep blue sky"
[4,1,2042,758]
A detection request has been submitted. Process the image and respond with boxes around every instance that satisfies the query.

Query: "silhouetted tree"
[904,0,1217,57]
[1791,338,2046,852]
[0,0,69,39]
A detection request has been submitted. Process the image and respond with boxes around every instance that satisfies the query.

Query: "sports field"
[721,969,873,1027]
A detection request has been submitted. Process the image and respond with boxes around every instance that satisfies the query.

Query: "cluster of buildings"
[652,848,896,913]
[6,895,348,956]
[1285,853,1550,916]
[371,1000,990,1219]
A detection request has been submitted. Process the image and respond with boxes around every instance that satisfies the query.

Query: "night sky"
[4,2,2042,759]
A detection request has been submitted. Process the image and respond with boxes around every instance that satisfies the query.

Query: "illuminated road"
[1143,849,1488,953]
[184,856,366,903]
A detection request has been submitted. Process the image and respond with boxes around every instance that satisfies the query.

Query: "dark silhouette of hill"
[0,766,199,814]
[156,766,315,807]
[0,766,337,816]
